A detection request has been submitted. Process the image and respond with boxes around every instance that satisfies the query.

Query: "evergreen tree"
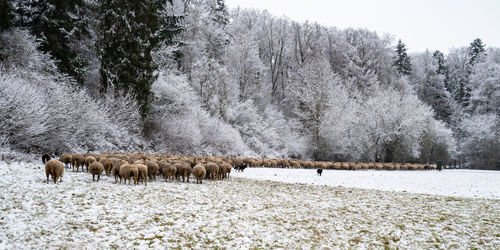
[433,50,447,75]
[99,0,160,118]
[468,38,486,67]
[156,0,185,67]
[14,0,90,84]
[212,0,230,26]
[393,39,412,75]
[0,0,12,32]
[206,0,230,61]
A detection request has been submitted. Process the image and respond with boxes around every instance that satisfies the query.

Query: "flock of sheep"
[43,153,438,184]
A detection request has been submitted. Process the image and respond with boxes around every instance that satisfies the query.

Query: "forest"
[0,0,498,169]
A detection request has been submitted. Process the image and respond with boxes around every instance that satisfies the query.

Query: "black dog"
[42,154,51,164]
[317,168,323,176]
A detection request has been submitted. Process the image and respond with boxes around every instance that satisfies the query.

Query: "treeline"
[0,0,498,169]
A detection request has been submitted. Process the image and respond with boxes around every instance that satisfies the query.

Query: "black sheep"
[234,164,247,172]
[42,154,51,164]
[317,168,323,176]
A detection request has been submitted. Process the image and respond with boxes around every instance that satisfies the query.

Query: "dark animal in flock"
[317,168,323,176]
[42,154,51,164]
[234,164,247,172]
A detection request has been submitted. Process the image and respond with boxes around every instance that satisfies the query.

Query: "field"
[0,161,499,248]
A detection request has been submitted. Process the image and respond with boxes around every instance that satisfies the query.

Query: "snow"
[0,161,499,248]
[232,168,500,199]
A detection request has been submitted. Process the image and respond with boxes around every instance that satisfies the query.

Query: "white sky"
[225,0,500,53]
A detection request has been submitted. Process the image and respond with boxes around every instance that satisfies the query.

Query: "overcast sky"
[225,0,500,53]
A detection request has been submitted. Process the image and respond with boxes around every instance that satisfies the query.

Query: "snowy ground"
[0,161,499,248]
[232,168,500,199]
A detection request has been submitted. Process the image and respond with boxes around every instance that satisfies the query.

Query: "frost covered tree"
[468,38,486,67]
[447,47,471,110]
[287,60,345,160]
[461,114,499,169]
[257,13,291,103]
[411,51,456,124]
[469,57,500,115]
[358,87,433,162]
[393,39,412,75]
[98,0,160,117]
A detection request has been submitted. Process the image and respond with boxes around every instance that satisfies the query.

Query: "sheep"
[205,163,219,181]
[71,154,85,172]
[119,164,138,185]
[217,162,227,180]
[45,159,64,184]
[89,161,104,182]
[234,164,247,172]
[383,163,394,171]
[136,164,148,186]
[59,154,72,168]
[290,161,301,168]
[175,163,192,182]
[317,168,323,176]
[360,163,369,170]
[393,163,401,170]
[84,156,96,172]
[111,160,127,183]
[99,157,114,176]
[192,164,206,184]
[42,154,51,164]
[223,163,232,178]
[333,162,342,170]
[146,160,159,181]
[162,162,177,182]
[341,162,351,170]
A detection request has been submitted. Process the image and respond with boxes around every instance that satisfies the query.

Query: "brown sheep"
[89,161,104,182]
[333,162,342,169]
[45,159,64,184]
[217,162,227,180]
[224,163,232,178]
[99,157,114,176]
[84,156,96,172]
[146,160,159,181]
[71,153,85,172]
[290,161,301,168]
[192,164,206,184]
[136,164,148,186]
[175,163,192,182]
[341,162,351,170]
[205,163,219,181]
[59,154,72,168]
[119,164,138,185]
[162,162,177,182]
[111,160,127,183]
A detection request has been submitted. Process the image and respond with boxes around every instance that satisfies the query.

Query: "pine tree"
[99,0,160,118]
[393,39,412,75]
[433,50,447,75]
[156,0,185,67]
[206,0,230,61]
[0,0,12,32]
[468,38,486,67]
[14,0,90,84]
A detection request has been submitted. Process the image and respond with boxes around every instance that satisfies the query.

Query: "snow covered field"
[232,168,500,199]
[0,161,499,248]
